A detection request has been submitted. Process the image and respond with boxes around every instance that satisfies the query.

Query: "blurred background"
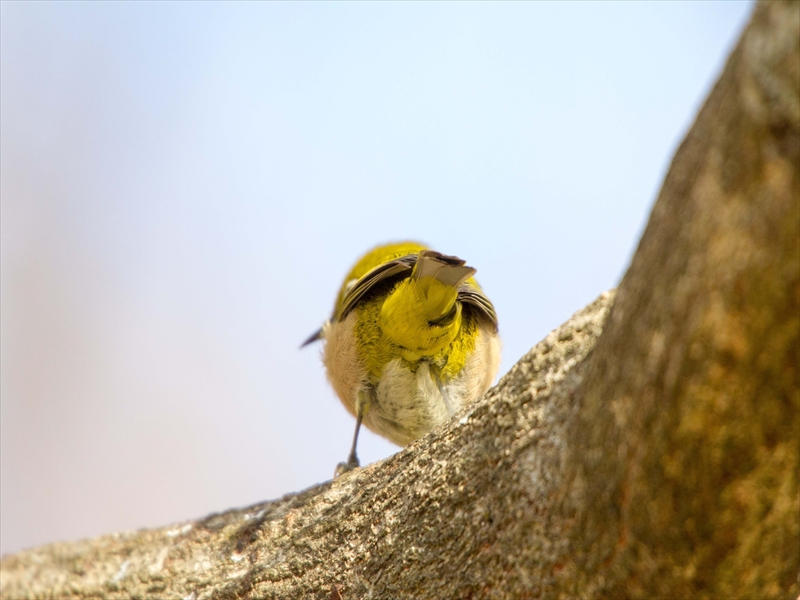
[1,2,753,556]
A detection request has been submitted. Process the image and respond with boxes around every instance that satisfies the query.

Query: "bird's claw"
[334,457,360,478]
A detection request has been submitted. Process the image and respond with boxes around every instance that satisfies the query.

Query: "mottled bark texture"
[1,1,797,598]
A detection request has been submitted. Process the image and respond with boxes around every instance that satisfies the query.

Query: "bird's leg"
[335,388,371,477]
[433,370,455,417]
[344,412,363,467]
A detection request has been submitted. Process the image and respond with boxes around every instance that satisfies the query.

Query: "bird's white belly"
[324,315,501,448]
[365,360,467,447]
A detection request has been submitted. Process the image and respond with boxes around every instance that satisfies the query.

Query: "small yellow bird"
[303,241,500,474]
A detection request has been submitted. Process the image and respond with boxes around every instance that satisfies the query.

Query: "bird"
[303,241,500,475]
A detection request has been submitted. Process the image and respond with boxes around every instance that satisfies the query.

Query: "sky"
[1,1,753,556]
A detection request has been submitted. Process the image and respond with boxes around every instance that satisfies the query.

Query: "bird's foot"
[334,456,360,478]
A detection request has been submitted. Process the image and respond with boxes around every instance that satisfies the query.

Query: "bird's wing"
[336,254,418,322]
[304,254,498,345]
[458,284,499,332]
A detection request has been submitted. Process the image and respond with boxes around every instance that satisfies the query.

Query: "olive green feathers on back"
[335,254,418,323]
[334,241,427,320]
[332,243,497,331]
[302,242,427,348]
[377,250,477,360]
[302,241,498,351]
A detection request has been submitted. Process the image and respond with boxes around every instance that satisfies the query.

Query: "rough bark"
[1,1,797,598]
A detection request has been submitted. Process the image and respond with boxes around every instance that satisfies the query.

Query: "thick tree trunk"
[2,1,797,598]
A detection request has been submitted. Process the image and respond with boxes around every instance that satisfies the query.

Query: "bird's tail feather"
[412,250,476,289]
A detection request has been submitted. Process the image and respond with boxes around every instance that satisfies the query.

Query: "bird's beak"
[300,328,323,348]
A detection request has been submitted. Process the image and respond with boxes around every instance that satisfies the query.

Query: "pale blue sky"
[1,1,753,555]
